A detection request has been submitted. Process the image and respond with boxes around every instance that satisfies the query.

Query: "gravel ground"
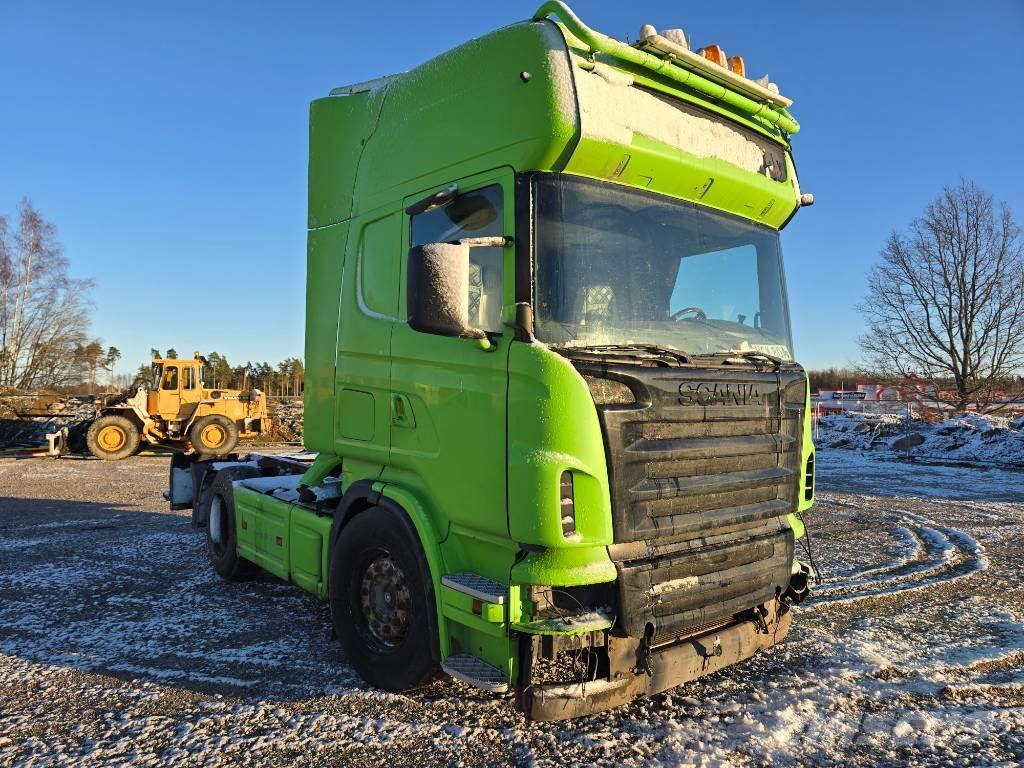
[1,451,1022,766]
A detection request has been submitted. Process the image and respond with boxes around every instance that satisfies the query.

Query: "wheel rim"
[209,496,225,548]
[200,424,227,449]
[97,425,127,452]
[358,554,411,646]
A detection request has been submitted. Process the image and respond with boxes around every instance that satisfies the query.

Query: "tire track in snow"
[806,509,987,609]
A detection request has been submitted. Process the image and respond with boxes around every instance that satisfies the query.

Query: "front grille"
[580,363,806,638]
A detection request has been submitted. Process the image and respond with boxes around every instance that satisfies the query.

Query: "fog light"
[560,471,576,537]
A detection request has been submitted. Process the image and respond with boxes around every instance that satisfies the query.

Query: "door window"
[161,366,179,390]
[410,185,504,333]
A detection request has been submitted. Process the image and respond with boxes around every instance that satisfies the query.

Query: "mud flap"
[167,452,197,512]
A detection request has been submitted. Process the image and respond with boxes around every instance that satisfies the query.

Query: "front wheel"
[86,414,140,461]
[190,415,238,457]
[329,506,440,691]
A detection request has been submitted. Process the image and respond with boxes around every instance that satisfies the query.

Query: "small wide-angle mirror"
[407,242,486,339]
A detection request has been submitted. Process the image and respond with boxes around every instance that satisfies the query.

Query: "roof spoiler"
[532,1,799,135]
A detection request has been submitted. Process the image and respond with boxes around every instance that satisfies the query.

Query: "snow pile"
[817,411,1024,466]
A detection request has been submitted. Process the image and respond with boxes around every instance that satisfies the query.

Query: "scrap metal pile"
[0,393,101,455]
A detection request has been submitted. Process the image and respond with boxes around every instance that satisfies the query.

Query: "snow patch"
[571,52,786,178]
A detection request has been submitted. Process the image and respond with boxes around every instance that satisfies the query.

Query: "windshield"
[532,175,794,360]
[150,363,163,390]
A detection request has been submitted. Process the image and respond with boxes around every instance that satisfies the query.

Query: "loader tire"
[190,415,238,457]
[206,469,257,580]
[329,506,440,692]
[86,415,141,461]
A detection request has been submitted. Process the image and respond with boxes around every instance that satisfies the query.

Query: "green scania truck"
[170,1,816,720]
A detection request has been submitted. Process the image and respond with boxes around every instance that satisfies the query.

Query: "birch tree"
[0,199,96,389]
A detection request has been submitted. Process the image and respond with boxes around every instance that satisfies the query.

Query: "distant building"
[811,382,903,415]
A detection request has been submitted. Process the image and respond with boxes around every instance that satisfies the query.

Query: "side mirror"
[407,236,509,341]
[407,241,485,340]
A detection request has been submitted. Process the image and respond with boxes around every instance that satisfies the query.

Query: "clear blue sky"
[2,0,1022,373]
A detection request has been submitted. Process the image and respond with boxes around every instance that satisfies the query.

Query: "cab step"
[441,653,509,693]
[441,572,506,604]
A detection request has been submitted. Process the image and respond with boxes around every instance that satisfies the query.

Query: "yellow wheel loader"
[85,354,268,460]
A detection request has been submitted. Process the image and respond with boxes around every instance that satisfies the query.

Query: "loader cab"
[148,358,203,421]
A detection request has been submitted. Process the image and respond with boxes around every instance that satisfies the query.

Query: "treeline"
[806,368,870,392]
[135,349,304,397]
[0,199,105,390]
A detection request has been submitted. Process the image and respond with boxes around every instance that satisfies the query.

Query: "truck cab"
[174,1,815,720]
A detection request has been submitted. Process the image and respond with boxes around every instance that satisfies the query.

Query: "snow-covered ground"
[0,452,1022,766]
[817,411,1024,467]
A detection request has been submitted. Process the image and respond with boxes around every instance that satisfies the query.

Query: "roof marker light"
[698,44,728,68]
[728,55,746,77]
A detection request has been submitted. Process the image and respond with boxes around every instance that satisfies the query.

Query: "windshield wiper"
[552,343,691,366]
[696,349,784,370]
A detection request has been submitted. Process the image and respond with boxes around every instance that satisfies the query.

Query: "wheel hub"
[201,424,226,448]
[98,426,126,451]
[359,554,411,646]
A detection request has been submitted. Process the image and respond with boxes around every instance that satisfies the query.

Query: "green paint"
[298,453,343,489]
[234,488,330,599]
[236,2,815,692]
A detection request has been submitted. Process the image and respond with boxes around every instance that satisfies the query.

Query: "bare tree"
[859,180,1024,411]
[0,199,96,389]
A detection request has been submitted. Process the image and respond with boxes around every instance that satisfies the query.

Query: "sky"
[2,0,1022,374]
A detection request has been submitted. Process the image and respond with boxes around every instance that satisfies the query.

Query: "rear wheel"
[195,465,258,528]
[190,415,238,457]
[206,469,257,580]
[86,414,140,461]
[329,506,439,691]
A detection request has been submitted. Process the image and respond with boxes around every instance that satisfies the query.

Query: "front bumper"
[517,601,792,721]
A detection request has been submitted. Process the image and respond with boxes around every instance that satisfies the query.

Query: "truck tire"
[195,465,259,528]
[86,415,141,461]
[206,469,257,580]
[190,415,238,457]
[329,506,440,691]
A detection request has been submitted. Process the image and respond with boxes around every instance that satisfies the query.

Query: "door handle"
[391,393,416,428]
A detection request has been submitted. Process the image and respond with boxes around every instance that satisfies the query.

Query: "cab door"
[155,364,181,419]
[388,169,514,542]
[178,364,202,420]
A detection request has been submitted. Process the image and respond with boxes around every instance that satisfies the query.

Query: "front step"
[441,654,509,693]
[441,572,506,604]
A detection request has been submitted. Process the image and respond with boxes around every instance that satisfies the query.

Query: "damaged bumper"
[516,600,792,721]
